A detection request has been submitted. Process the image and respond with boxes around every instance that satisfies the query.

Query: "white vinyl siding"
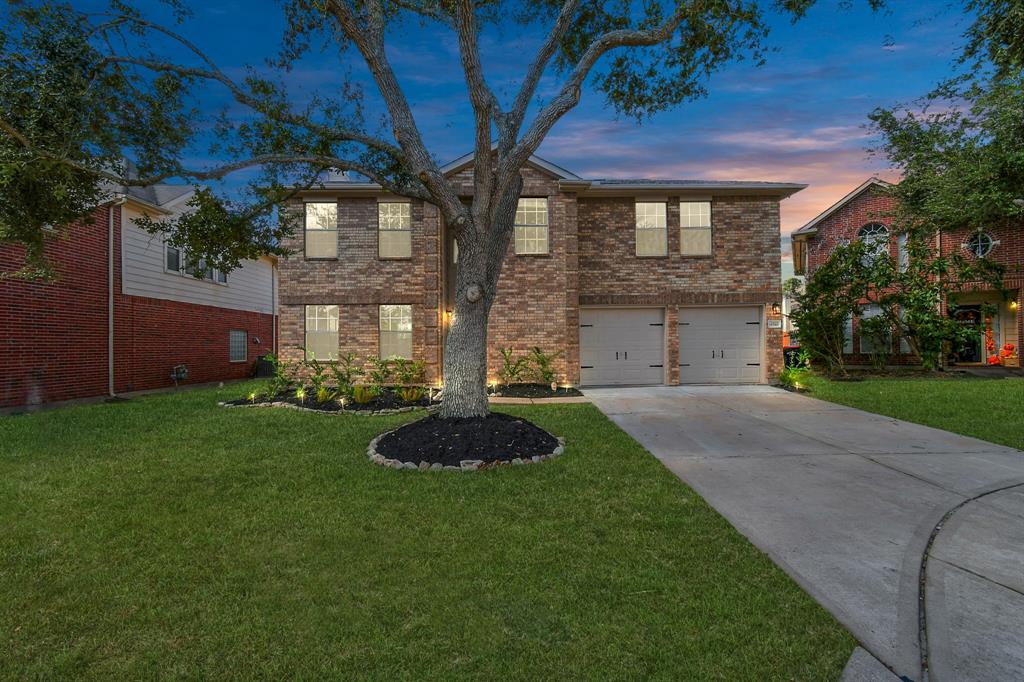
[514,198,549,254]
[379,304,412,359]
[305,202,338,259]
[680,201,712,256]
[635,202,667,256]
[121,206,274,314]
[305,305,339,361]
[229,329,247,363]
[378,202,412,259]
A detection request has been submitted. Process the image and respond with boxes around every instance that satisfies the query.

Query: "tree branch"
[92,16,402,159]
[455,0,500,210]
[503,7,689,180]
[0,115,430,200]
[324,0,464,219]
[504,0,581,148]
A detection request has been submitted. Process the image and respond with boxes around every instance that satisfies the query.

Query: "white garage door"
[679,306,763,383]
[580,308,665,386]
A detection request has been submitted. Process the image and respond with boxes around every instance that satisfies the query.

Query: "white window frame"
[858,223,890,265]
[378,202,412,259]
[680,201,712,256]
[635,202,668,257]
[229,329,248,363]
[164,241,226,285]
[963,231,997,258]
[304,202,339,259]
[858,304,891,355]
[514,198,549,255]
[304,305,339,361]
[379,304,413,360]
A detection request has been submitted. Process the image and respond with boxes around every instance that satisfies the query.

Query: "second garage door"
[580,308,665,386]
[679,306,763,383]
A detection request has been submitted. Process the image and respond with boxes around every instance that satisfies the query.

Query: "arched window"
[858,223,889,264]
[964,232,996,258]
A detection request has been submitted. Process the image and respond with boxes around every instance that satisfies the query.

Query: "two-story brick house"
[277,153,803,386]
[791,177,1022,366]
[1,183,277,410]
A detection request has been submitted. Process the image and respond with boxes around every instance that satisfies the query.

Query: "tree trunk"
[436,173,521,419]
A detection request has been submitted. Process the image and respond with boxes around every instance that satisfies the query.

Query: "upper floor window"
[858,223,889,264]
[514,198,549,254]
[378,202,412,259]
[165,243,225,284]
[964,231,996,258]
[379,304,413,359]
[305,202,338,259]
[635,202,667,256]
[305,305,339,361]
[896,232,909,272]
[680,201,712,256]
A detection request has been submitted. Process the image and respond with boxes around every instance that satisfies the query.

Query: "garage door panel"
[580,308,665,386]
[679,306,763,384]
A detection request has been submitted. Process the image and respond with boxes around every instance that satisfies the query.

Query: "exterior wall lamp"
[771,302,781,316]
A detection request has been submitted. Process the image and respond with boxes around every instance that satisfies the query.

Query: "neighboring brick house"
[791,177,1022,366]
[277,153,802,387]
[1,184,277,409]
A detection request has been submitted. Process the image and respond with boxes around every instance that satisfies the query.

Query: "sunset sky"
[151,1,971,267]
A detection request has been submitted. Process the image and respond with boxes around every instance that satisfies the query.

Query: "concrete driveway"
[586,385,1024,682]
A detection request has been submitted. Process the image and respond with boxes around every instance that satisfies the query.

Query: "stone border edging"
[217,400,428,417]
[366,429,566,472]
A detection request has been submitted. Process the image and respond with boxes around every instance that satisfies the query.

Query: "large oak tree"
[1,0,875,418]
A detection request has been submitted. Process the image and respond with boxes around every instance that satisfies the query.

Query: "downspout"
[272,263,278,355]
[109,197,127,397]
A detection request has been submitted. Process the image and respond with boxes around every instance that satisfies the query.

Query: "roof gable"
[439,149,582,181]
[792,177,893,236]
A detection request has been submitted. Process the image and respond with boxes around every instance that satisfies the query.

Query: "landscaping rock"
[429,462,443,471]
[512,458,524,465]
[418,461,430,471]
[402,461,417,470]
[531,455,541,464]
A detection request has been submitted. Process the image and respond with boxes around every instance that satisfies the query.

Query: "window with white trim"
[964,231,996,258]
[680,201,712,256]
[378,202,412,258]
[843,314,854,354]
[635,202,667,256]
[379,304,412,359]
[858,223,889,265]
[859,304,891,354]
[305,202,338,258]
[229,329,247,363]
[514,198,549,254]
[304,305,339,360]
[168,245,225,283]
[896,232,909,272]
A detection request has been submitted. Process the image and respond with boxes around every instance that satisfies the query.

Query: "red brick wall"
[1,205,275,409]
[1,209,111,407]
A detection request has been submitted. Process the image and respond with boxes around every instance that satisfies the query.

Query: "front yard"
[802,374,1024,450]
[0,383,852,679]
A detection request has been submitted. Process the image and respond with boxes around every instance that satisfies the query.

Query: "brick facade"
[277,159,788,386]
[1,205,274,409]
[795,182,1022,365]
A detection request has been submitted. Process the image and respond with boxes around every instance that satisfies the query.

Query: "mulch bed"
[375,413,559,467]
[224,390,431,412]
[493,383,583,398]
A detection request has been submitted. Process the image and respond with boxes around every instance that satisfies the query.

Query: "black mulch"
[225,389,431,412]
[494,383,583,398]
[375,413,559,466]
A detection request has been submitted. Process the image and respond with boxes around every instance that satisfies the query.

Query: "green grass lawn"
[0,382,853,680]
[803,374,1024,450]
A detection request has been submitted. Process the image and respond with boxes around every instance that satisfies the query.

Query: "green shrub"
[329,352,363,397]
[265,352,297,396]
[351,385,375,404]
[498,348,529,385]
[315,385,335,404]
[392,358,425,386]
[528,347,563,385]
[366,356,392,392]
[396,386,425,403]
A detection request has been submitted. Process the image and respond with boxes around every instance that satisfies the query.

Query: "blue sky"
[138,1,970,259]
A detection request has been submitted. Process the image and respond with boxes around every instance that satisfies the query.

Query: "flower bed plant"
[493,347,582,398]
[226,351,436,414]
